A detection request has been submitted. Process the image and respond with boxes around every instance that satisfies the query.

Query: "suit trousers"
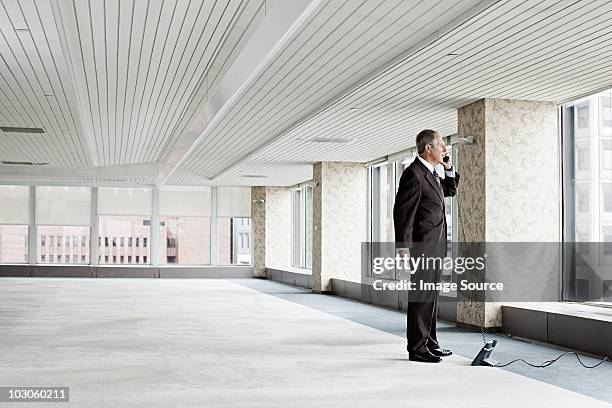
[407,261,442,354]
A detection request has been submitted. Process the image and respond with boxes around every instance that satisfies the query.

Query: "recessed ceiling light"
[311,137,351,144]
[15,28,29,32]
[1,160,48,166]
[447,53,459,56]
[0,126,45,133]
[349,107,359,111]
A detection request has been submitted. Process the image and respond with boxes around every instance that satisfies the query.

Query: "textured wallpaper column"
[251,187,266,277]
[312,162,323,292]
[456,98,560,328]
[312,162,366,292]
[265,186,292,271]
[457,99,487,243]
[456,99,488,327]
[485,99,559,242]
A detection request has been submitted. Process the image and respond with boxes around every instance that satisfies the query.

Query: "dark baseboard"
[0,265,253,279]
[265,268,312,289]
[502,305,612,358]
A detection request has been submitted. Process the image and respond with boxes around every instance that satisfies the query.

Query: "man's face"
[427,133,447,164]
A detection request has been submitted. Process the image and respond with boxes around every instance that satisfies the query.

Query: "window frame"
[562,90,612,304]
[0,184,251,267]
[291,184,313,269]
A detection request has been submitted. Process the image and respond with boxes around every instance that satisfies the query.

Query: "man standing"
[393,129,459,363]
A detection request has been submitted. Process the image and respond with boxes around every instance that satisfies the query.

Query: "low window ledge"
[502,302,612,358]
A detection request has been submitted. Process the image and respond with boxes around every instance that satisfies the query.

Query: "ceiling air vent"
[311,137,350,143]
[1,160,48,166]
[0,127,45,133]
[241,174,267,178]
[101,177,128,182]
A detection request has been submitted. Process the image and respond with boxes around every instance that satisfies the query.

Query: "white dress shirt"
[416,155,455,178]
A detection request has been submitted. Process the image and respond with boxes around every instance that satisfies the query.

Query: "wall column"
[456,98,560,328]
[251,187,267,277]
[27,186,36,265]
[150,187,160,266]
[90,187,99,267]
[312,162,366,292]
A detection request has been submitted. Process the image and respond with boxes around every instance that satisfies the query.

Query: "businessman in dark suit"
[393,129,460,363]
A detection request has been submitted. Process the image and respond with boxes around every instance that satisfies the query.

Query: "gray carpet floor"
[0,277,609,407]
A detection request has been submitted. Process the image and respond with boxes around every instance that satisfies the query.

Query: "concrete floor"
[239,279,612,403]
[0,278,610,407]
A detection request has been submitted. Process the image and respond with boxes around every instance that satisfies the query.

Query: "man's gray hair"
[416,129,438,154]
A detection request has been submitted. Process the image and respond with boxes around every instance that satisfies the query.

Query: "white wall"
[313,162,366,291]
[485,99,560,242]
[265,186,292,271]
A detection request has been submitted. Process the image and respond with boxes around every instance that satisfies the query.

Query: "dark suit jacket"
[393,158,459,253]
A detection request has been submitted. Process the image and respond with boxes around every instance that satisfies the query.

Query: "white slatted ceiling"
[0,131,57,164]
[0,0,91,168]
[2,0,612,187]
[0,174,155,185]
[186,0,612,186]
[178,0,487,178]
[55,0,265,167]
[157,0,267,162]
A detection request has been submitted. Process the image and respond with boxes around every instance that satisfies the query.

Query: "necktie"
[433,169,441,186]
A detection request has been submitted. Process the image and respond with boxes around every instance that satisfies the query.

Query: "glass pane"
[217,187,251,217]
[159,188,211,217]
[305,186,313,269]
[218,217,251,265]
[98,216,150,265]
[0,186,29,224]
[0,225,28,263]
[292,189,303,267]
[444,149,454,247]
[160,216,210,265]
[37,225,90,264]
[371,165,388,242]
[36,186,91,226]
[98,188,152,216]
[563,89,612,302]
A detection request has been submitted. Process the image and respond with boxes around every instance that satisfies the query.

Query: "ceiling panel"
[54,0,266,167]
[194,0,612,186]
[2,0,612,188]
[178,0,489,180]
[0,0,91,168]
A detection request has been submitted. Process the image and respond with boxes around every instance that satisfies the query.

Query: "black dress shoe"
[430,348,453,357]
[409,350,442,363]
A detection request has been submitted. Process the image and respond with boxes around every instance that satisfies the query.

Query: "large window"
[369,163,390,243]
[563,89,612,303]
[0,185,29,263]
[217,187,251,265]
[98,188,151,265]
[291,184,313,269]
[0,185,253,267]
[367,162,394,279]
[159,188,211,265]
[36,186,91,264]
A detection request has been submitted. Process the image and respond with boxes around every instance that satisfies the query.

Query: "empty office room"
[1,0,611,406]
